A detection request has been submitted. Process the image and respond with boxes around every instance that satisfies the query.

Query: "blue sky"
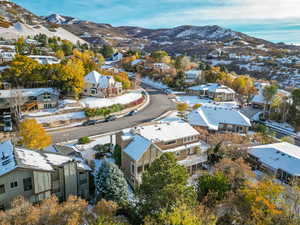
[13,0,300,45]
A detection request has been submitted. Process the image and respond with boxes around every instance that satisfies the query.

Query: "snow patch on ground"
[80,91,143,108]
[35,111,85,124]
[0,22,86,44]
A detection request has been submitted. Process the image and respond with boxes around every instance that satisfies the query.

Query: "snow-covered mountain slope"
[0,22,86,44]
[0,1,86,44]
[44,14,78,25]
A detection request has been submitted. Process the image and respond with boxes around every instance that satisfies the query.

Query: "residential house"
[153,63,171,71]
[248,142,300,184]
[187,83,236,101]
[83,71,123,98]
[251,82,291,108]
[117,121,208,187]
[185,70,203,84]
[0,45,16,63]
[28,55,60,65]
[0,88,59,111]
[0,140,91,210]
[187,106,251,133]
[111,52,123,61]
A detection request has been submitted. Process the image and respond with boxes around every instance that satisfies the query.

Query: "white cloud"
[127,0,300,28]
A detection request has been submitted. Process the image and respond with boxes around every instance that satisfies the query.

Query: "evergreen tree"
[138,153,196,217]
[96,160,129,205]
[100,45,114,58]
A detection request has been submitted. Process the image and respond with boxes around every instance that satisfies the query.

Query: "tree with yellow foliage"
[60,58,85,97]
[55,49,65,60]
[240,179,284,225]
[18,118,52,150]
[144,204,216,225]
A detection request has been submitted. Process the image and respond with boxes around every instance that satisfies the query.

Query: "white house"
[28,55,60,65]
[187,106,251,133]
[188,83,236,101]
[185,70,203,84]
[153,63,170,71]
[111,52,123,61]
[82,70,123,97]
[248,142,300,184]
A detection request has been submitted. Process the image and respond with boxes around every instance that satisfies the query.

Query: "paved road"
[50,85,176,143]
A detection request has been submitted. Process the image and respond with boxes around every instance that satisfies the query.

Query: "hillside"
[0,1,86,44]
[44,14,300,56]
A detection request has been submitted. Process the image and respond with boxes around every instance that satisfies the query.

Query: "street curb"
[47,88,150,132]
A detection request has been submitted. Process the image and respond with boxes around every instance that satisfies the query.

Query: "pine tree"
[95,160,129,204]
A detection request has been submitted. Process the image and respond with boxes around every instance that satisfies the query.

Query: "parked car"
[3,120,12,132]
[105,115,117,122]
[127,110,137,117]
[82,120,97,126]
[2,112,12,132]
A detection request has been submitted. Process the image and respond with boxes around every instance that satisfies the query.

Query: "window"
[43,93,51,101]
[44,103,52,109]
[164,140,176,146]
[0,184,5,194]
[137,166,143,173]
[131,164,135,175]
[23,177,32,191]
[10,181,18,189]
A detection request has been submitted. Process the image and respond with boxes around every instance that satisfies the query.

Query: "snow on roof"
[251,86,291,104]
[0,140,91,177]
[15,148,54,172]
[84,70,114,88]
[188,83,235,94]
[249,142,300,176]
[187,106,251,130]
[85,71,101,84]
[123,134,152,161]
[0,141,16,176]
[0,88,59,99]
[133,121,199,142]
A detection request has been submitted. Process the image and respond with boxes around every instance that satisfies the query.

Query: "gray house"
[0,140,91,210]
[0,88,59,111]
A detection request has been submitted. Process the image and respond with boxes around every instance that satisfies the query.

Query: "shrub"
[78,136,90,144]
[84,104,124,118]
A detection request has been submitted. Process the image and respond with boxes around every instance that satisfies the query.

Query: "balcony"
[177,154,207,167]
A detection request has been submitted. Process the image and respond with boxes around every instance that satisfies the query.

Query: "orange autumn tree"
[240,179,284,225]
[18,118,52,150]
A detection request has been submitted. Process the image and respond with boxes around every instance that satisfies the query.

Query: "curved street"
[50,85,176,143]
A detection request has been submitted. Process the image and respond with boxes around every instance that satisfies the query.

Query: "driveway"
[50,85,176,143]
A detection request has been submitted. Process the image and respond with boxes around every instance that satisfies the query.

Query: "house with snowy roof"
[82,70,123,98]
[187,83,236,101]
[0,140,91,210]
[28,55,60,65]
[111,52,123,61]
[248,142,300,184]
[116,121,209,187]
[251,82,291,108]
[0,88,59,111]
[185,70,203,84]
[187,106,251,133]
